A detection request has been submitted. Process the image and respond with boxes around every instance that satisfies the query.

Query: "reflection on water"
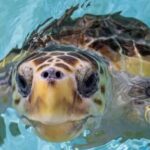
[1,109,150,150]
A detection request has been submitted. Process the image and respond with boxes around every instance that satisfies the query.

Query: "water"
[0,0,150,149]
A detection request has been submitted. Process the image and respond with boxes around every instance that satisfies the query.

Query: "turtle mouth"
[21,115,92,142]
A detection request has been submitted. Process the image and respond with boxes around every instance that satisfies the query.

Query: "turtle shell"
[22,6,150,77]
[0,6,149,145]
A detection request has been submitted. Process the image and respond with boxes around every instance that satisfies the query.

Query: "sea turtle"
[0,6,150,146]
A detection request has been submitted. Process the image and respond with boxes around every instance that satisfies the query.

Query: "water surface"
[0,0,150,149]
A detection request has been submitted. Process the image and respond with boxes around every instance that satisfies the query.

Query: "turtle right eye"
[76,72,99,98]
[16,74,30,97]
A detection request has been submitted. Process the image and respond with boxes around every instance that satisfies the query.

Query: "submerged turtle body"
[0,6,150,146]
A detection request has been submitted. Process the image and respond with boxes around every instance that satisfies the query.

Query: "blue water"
[0,0,150,149]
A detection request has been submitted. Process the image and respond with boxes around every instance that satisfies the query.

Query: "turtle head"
[12,47,110,142]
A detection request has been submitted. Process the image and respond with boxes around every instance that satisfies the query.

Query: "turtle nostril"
[41,69,64,80]
[42,71,49,78]
[55,71,62,79]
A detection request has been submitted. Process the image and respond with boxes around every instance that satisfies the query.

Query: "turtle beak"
[21,114,91,142]
[32,118,86,142]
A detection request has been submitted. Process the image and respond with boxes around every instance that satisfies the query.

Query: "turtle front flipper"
[127,76,150,124]
[0,65,12,113]
[111,71,150,126]
[85,72,150,146]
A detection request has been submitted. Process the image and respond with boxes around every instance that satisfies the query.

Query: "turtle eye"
[16,74,31,97]
[146,86,150,97]
[76,72,99,97]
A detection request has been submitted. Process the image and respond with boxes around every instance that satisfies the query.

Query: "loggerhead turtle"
[0,6,150,145]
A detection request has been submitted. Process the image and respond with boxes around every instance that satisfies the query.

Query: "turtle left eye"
[16,74,31,97]
[76,72,99,97]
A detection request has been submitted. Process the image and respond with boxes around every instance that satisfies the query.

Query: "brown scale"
[20,52,47,66]
[37,64,50,72]
[47,58,54,62]
[100,85,106,94]
[58,55,78,66]
[33,56,50,66]
[14,99,20,105]
[55,63,72,72]
[94,98,103,106]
